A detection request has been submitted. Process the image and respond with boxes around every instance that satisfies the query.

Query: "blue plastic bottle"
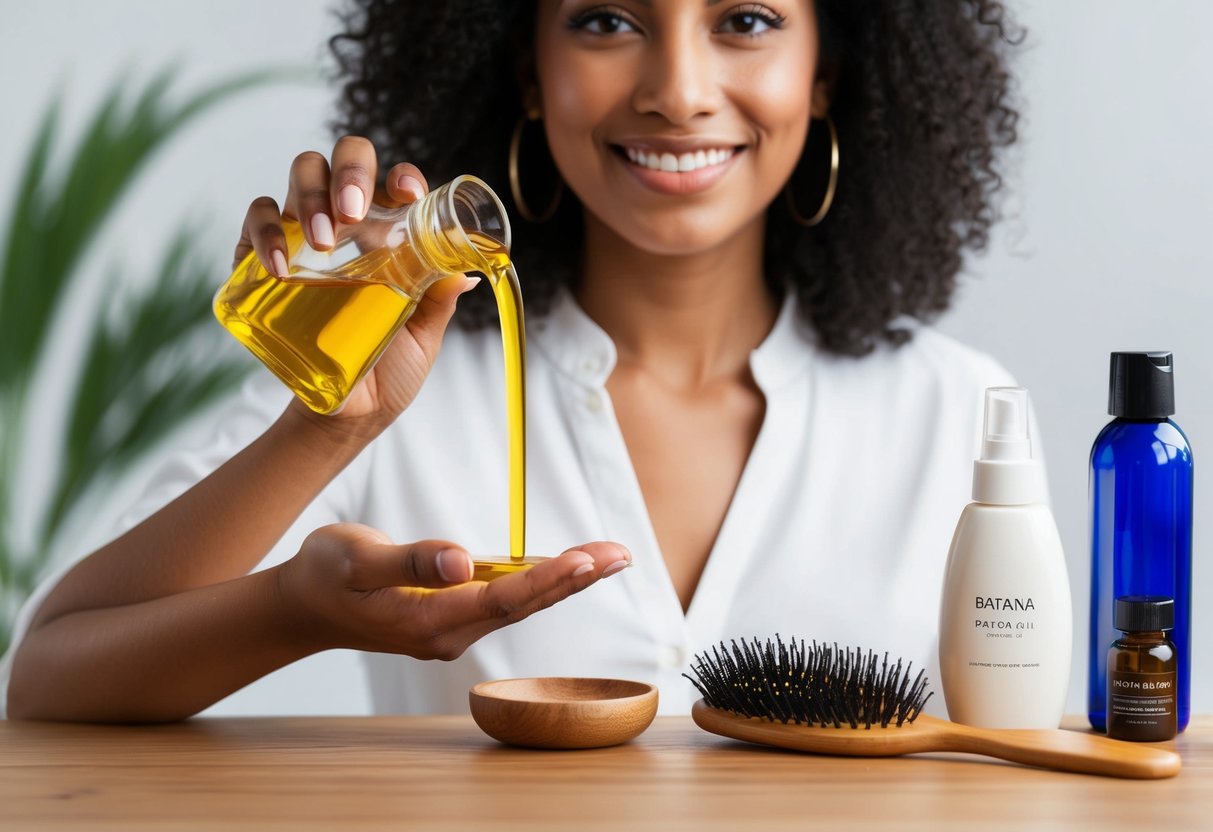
[1088,352,1193,732]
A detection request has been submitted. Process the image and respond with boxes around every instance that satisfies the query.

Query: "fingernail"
[602,560,631,578]
[270,250,289,278]
[436,549,471,583]
[572,563,594,577]
[459,276,481,294]
[338,184,365,219]
[310,213,335,249]
[396,174,425,201]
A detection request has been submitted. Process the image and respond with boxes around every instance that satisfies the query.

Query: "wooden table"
[2,716,1208,831]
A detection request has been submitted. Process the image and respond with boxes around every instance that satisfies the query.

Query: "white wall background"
[1,1,1209,717]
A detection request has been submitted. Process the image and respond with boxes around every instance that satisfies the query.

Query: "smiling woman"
[331,0,1020,354]
[536,0,818,256]
[6,0,1028,723]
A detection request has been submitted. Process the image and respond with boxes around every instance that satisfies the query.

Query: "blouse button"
[585,391,604,412]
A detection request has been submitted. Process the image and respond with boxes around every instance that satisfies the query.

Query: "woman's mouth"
[614,144,743,195]
[622,146,737,173]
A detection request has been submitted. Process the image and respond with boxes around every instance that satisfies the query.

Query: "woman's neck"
[574,215,779,390]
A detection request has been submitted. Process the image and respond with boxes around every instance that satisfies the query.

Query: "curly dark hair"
[330,1,1021,356]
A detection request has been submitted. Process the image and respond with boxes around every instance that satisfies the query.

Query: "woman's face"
[533,0,826,257]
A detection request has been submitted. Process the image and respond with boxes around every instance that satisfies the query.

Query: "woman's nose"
[631,30,722,124]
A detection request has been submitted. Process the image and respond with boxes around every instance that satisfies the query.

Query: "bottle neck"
[1116,630,1169,644]
[1111,416,1168,425]
[405,176,510,277]
[971,458,1047,505]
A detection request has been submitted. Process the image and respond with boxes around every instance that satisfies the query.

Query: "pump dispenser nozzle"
[981,387,1032,461]
[972,386,1046,505]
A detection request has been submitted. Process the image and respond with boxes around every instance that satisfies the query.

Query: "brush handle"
[935,718,1181,779]
[690,703,1182,779]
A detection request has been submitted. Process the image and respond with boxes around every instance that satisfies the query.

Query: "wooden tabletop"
[2,715,1208,831]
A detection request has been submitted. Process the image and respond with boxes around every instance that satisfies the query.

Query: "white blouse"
[3,289,1018,716]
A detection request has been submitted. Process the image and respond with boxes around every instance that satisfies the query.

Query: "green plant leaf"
[0,66,302,657]
[44,228,254,540]
[0,95,61,387]
[0,66,286,396]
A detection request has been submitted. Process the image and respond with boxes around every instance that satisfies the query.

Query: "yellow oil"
[215,221,418,414]
[463,231,527,566]
[216,220,529,574]
[472,556,545,581]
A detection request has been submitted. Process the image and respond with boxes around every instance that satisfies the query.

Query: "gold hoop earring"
[509,114,563,223]
[785,114,839,227]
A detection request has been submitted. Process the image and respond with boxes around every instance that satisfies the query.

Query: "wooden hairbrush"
[685,636,1180,779]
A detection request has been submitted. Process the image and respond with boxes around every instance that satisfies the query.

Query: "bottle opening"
[450,176,511,257]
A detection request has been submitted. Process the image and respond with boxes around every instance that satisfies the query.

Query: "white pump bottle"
[938,387,1072,729]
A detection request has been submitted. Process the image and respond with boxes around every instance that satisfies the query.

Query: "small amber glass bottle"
[1106,596,1177,742]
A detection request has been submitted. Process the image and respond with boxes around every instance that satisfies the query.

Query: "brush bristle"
[683,635,933,728]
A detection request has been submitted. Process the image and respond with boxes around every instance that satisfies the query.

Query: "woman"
[5,0,1022,721]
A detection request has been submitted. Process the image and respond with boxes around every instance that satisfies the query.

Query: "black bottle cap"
[1114,595,1175,632]
[1108,352,1174,418]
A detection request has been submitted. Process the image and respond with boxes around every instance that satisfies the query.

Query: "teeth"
[625,146,735,173]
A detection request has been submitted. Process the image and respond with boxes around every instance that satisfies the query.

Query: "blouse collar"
[530,286,814,394]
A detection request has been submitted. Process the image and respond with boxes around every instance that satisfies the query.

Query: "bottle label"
[972,595,1041,641]
[1107,670,1177,741]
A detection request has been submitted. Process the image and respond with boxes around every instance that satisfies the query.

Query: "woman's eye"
[718,7,785,35]
[571,10,638,35]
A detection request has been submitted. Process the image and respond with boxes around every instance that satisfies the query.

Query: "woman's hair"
[330,1,1022,356]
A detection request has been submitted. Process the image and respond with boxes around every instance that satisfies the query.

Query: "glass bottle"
[214,175,511,414]
[1107,595,1177,742]
[1088,352,1193,732]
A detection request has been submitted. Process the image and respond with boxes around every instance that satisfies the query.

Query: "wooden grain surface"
[1,715,1209,831]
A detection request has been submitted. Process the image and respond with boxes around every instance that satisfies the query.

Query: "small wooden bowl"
[469,677,658,749]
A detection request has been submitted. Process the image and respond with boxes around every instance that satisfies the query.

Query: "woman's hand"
[278,524,632,659]
[233,137,466,434]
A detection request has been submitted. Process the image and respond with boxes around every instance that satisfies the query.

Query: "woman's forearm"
[30,403,370,628]
[7,404,366,722]
[6,564,321,722]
